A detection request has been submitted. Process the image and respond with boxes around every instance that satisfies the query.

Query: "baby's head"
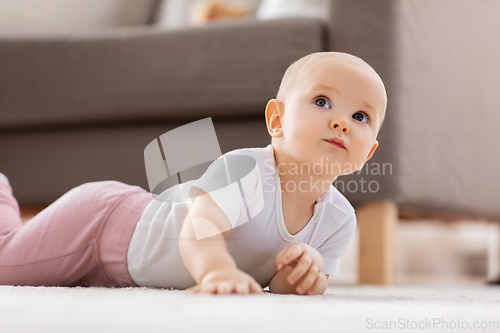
[265,52,387,175]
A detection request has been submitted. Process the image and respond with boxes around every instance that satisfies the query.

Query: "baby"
[0,51,386,295]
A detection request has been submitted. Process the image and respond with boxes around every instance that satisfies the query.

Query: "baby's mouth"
[324,138,346,149]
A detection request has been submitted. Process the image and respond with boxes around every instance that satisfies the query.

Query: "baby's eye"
[353,112,368,123]
[314,97,330,108]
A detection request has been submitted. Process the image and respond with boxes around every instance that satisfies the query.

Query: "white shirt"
[127,144,357,289]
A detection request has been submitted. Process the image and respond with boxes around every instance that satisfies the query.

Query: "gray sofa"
[0,16,325,204]
[1,0,500,284]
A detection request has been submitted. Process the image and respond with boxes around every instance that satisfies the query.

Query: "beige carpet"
[1,283,499,333]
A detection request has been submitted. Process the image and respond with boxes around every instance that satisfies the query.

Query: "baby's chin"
[314,156,368,175]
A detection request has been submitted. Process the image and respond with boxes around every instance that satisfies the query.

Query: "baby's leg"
[0,180,152,287]
[0,182,22,236]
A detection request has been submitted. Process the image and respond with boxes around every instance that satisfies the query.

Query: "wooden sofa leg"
[357,200,398,285]
[487,222,500,284]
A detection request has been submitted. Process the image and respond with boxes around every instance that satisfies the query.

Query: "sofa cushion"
[0,18,325,129]
[257,0,330,21]
[0,0,158,34]
[154,0,262,29]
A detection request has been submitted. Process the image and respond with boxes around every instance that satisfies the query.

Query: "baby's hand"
[276,242,326,295]
[186,267,263,295]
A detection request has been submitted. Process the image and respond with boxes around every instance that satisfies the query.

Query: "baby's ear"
[364,140,379,163]
[265,99,284,138]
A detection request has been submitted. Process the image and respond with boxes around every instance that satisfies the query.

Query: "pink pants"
[0,180,153,287]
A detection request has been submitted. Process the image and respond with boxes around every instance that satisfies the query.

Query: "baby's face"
[279,59,387,175]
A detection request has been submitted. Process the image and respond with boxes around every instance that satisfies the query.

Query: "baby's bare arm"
[178,189,262,294]
[179,189,234,283]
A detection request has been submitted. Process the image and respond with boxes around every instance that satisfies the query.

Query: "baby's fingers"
[198,283,219,294]
[277,245,304,270]
[287,255,313,285]
[217,281,235,294]
[296,265,320,295]
[187,281,262,295]
[235,283,250,295]
[186,285,201,294]
[186,283,218,294]
[249,281,263,294]
[305,276,323,296]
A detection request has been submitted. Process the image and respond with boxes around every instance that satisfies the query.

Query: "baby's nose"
[330,117,349,133]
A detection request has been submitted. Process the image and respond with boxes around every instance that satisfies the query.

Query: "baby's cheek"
[357,145,374,166]
[344,149,364,171]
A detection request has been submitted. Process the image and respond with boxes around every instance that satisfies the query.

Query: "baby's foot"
[0,172,10,185]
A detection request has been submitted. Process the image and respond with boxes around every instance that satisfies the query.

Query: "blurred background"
[1,0,500,286]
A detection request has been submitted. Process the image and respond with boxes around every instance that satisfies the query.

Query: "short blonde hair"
[276,52,379,106]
